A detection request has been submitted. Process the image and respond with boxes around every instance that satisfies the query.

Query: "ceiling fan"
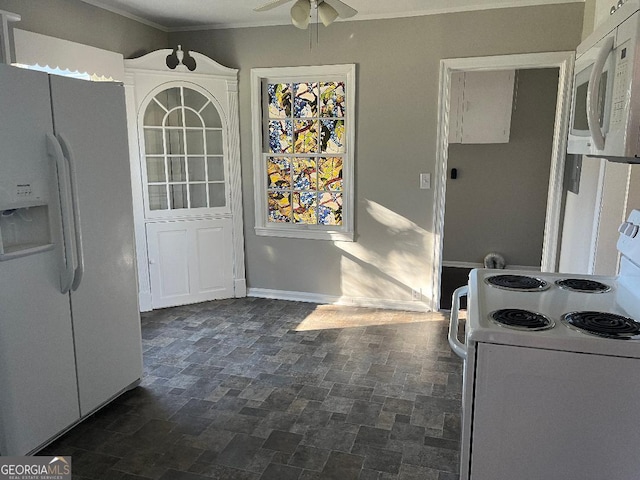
[254,0,358,29]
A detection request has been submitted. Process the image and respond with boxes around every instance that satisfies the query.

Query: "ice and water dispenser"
[0,181,53,261]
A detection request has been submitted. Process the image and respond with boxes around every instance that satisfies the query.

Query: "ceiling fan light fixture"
[318,2,339,26]
[290,0,311,29]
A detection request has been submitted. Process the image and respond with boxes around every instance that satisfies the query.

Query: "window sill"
[255,226,354,242]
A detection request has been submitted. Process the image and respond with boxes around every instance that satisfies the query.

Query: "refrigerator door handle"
[46,134,76,294]
[57,133,85,291]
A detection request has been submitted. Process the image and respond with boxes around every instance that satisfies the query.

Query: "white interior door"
[147,218,234,309]
[139,84,237,309]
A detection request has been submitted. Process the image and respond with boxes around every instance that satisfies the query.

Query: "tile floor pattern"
[41,298,463,480]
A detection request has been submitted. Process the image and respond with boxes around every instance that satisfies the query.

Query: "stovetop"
[467,269,640,358]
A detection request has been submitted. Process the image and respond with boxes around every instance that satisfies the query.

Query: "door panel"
[49,75,143,416]
[149,224,190,299]
[195,223,233,292]
[147,218,234,309]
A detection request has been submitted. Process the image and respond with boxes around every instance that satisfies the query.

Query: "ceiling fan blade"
[254,0,293,12]
[322,0,357,18]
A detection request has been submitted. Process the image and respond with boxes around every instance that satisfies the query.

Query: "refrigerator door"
[49,75,143,416]
[0,65,80,455]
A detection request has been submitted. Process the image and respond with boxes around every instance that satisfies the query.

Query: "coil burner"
[562,311,640,340]
[485,275,550,292]
[490,309,555,331]
[556,278,611,293]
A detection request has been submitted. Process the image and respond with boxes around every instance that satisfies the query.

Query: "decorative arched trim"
[135,80,231,219]
[126,47,238,77]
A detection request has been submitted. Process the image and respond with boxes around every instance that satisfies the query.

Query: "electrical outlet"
[412,289,421,300]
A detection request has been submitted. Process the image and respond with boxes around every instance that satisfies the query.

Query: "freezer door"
[49,75,143,416]
[0,64,80,455]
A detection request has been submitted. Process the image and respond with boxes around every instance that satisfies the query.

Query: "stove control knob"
[622,222,639,237]
[619,221,631,234]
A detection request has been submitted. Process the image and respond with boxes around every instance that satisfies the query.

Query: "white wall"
[558,158,602,273]
[171,4,584,310]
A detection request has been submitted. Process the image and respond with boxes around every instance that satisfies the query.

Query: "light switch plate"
[420,173,431,189]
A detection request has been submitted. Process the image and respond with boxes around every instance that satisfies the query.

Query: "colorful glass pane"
[318,157,343,191]
[269,120,293,153]
[320,120,345,153]
[294,120,318,153]
[294,82,318,118]
[267,157,291,189]
[268,191,292,223]
[320,82,346,117]
[293,159,317,190]
[318,192,343,225]
[293,191,317,224]
[268,83,291,118]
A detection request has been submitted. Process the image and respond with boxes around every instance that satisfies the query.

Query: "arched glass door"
[142,86,227,215]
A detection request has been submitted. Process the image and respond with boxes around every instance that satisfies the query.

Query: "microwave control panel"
[611,40,631,129]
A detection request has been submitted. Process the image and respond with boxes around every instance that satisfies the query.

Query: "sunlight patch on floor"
[294,304,448,331]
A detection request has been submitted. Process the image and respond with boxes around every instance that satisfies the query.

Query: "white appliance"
[567,0,640,163]
[448,209,640,479]
[0,64,143,455]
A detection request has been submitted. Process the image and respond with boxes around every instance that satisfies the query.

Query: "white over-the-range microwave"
[568,0,640,163]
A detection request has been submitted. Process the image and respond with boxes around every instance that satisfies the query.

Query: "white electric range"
[448,209,640,480]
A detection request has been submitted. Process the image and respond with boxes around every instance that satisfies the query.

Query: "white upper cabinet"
[449,70,515,144]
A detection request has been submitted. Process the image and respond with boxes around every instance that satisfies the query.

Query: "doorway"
[432,52,574,310]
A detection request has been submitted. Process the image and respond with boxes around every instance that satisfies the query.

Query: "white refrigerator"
[0,64,143,455]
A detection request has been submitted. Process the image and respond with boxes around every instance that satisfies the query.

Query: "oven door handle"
[448,285,468,360]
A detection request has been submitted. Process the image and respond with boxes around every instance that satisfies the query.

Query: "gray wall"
[443,68,560,268]
[171,4,584,305]
[0,0,167,58]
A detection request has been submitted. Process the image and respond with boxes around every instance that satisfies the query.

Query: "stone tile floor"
[41,298,462,480]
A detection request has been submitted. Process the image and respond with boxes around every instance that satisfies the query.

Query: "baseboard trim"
[138,292,153,313]
[234,278,247,297]
[247,288,432,313]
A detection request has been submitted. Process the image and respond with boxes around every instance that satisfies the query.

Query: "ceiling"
[79,0,577,31]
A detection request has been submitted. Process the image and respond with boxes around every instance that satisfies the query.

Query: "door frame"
[431,51,574,310]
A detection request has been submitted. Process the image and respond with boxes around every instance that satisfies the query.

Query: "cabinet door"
[147,218,234,309]
[449,70,515,144]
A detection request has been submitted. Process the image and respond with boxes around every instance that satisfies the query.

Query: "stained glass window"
[264,79,347,226]
[252,64,354,241]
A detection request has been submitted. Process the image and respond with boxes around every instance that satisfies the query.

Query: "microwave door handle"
[448,285,469,360]
[586,35,614,151]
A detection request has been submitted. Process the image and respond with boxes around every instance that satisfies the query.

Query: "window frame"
[138,82,232,220]
[250,64,355,241]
